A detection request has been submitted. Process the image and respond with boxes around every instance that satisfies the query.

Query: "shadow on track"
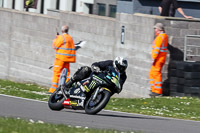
[61,109,169,121]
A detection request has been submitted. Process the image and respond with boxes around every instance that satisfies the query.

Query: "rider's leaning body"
[65,57,128,93]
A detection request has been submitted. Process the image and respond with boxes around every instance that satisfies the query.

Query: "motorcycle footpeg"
[65,90,70,98]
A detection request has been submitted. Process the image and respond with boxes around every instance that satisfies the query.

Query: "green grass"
[0,79,200,121]
[0,117,138,133]
[0,79,49,101]
[105,97,200,121]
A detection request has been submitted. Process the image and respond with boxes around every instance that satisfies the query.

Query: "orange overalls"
[149,32,168,94]
[48,33,76,93]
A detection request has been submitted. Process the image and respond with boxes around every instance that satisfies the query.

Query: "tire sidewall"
[48,87,65,111]
[85,90,111,115]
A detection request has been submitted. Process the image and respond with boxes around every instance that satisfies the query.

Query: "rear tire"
[85,89,111,115]
[48,87,65,111]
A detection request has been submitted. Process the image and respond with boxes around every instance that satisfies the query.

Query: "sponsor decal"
[89,81,96,89]
[111,77,119,87]
[63,99,70,105]
[64,101,70,104]
[83,85,90,92]
[106,75,111,79]
[70,101,78,106]
[112,72,116,76]
[93,76,104,83]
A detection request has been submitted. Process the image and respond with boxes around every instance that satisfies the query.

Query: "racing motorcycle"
[48,66,121,115]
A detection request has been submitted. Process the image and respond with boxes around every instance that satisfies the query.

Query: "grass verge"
[0,79,49,101]
[105,97,200,121]
[0,117,138,133]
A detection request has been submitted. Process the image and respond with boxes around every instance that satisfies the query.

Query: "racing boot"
[65,78,75,93]
[64,79,73,98]
[149,92,162,98]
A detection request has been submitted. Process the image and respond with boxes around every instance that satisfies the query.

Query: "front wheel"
[85,89,111,115]
[48,87,65,111]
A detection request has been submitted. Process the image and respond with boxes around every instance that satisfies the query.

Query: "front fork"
[92,87,109,100]
[92,87,100,100]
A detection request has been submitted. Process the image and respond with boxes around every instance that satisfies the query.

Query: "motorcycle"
[48,66,121,115]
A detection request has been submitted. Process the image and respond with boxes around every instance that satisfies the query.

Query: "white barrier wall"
[1,8,199,98]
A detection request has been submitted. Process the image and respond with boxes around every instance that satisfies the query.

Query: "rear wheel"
[85,89,111,115]
[48,87,65,111]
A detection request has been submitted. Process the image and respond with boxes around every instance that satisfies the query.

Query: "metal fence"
[184,35,200,62]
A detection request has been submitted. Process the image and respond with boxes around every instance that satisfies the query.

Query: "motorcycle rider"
[65,57,128,94]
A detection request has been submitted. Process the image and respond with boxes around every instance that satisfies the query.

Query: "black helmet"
[113,57,128,73]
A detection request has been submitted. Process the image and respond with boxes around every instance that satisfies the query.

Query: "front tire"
[85,89,111,115]
[48,87,65,111]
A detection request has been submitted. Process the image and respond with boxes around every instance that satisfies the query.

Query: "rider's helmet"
[113,57,128,73]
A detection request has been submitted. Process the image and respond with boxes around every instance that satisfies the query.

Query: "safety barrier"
[169,61,200,97]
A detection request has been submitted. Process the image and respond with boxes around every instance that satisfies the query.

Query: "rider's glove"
[117,87,122,94]
[91,65,101,73]
[116,84,122,94]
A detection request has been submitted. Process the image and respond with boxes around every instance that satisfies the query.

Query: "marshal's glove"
[91,65,101,73]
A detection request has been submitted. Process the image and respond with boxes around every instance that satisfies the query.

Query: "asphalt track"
[0,94,199,133]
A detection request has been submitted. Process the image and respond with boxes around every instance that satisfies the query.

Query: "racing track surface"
[0,94,199,133]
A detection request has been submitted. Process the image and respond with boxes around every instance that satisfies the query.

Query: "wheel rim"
[87,93,103,109]
[51,88,64,103]
[52,94,63,103]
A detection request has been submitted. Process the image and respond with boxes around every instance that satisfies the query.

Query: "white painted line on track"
[0,94,47,103]
[0,94,199,123]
